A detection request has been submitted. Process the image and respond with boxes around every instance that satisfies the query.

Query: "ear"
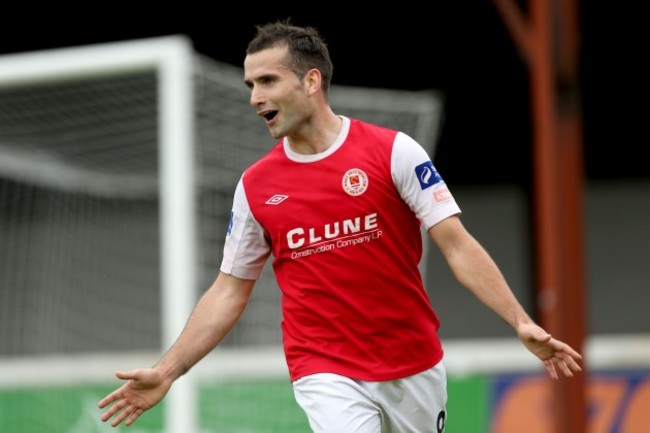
[304,68,322,96]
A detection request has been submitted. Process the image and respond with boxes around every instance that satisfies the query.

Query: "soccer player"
[98,21,583,432]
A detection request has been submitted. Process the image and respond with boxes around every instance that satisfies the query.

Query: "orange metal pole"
[528,0,562,336]
[553,0,588,431]
[492,1,587,432]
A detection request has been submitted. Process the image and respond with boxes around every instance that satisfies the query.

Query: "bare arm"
[153,272,255,379]
[428,215,582,378]
[98,272,255,427]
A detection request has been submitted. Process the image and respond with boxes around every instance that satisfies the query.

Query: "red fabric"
[243,119,443,381]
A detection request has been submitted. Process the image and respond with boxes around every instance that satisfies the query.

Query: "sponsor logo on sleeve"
[226,211,234,236]
[415,161,442,190]
[433,188,453,203]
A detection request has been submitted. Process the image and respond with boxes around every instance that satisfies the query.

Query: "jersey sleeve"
[220,175,272,280]
[391,132,461,230]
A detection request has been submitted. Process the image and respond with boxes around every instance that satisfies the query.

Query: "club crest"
[342,168,369,196]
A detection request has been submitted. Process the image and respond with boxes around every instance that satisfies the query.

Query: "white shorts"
[292,361,447,433]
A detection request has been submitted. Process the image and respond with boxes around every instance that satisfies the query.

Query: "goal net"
[0,36,443,433]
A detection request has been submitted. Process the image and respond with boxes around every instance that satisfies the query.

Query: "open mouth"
[261,110,279,122]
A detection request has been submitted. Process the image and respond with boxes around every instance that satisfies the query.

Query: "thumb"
[519,323,552,343]
[532,329,552,344]
[115,369,139,381]
[535,328,553,343]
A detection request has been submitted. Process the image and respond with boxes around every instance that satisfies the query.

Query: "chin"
[268,125,286,140]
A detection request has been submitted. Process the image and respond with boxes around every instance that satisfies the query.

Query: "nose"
[250,86,265,108]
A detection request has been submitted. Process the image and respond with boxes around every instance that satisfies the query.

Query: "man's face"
[244,45,311,140]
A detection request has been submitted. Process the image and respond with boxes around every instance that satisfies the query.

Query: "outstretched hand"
[517,323,583,379]
[98,368,171,427]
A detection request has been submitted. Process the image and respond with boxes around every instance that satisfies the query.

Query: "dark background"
[0,5,647,345]
[0,4,646,187]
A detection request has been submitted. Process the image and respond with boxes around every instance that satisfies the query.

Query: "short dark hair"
[246,20,334,94]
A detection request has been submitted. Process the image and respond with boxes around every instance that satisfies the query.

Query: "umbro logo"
[265,194,289,205]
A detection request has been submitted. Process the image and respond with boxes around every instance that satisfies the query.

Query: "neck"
[287,109,342,155]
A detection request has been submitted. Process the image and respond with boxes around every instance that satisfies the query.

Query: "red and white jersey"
[221,116,461,382]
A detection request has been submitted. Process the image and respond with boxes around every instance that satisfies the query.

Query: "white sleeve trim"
[391,132,461,230]
[220,175,271,280]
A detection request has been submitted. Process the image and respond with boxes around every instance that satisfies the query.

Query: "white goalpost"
[0,36,199,433]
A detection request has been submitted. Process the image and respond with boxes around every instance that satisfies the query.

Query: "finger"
[98,389,123,409]
[557,353,583,373]
[125,407,145,426]
[544,359,558,380]
[557,360,574,377]
[564,358,582,375]
[562,345,583,360]
[111,403,136,427]
[100,398,127,422]
[549,339,583,360]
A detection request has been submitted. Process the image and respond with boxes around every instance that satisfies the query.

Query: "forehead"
[243,45,292,81]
